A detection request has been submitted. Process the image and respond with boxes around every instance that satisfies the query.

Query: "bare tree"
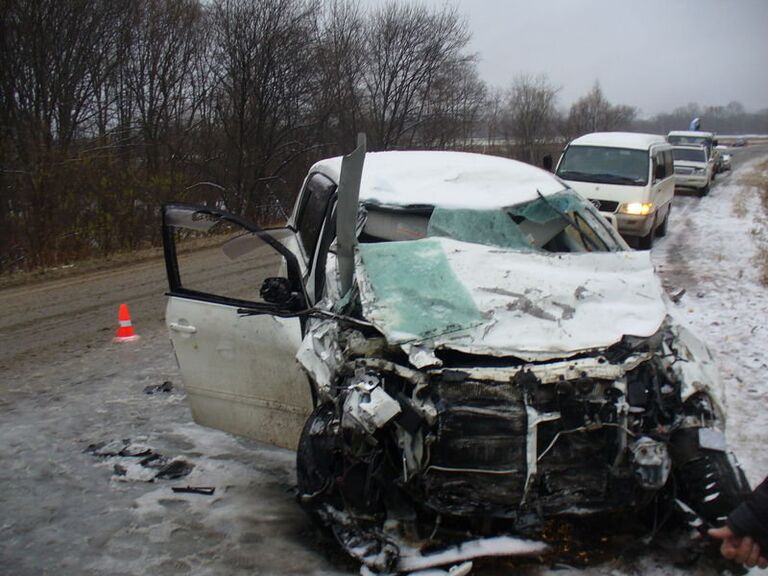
[122,0,203,174]
[566,81,637,138]
[503,74,560,164]
[208,0,320,218]
[312,0,365,151]
[419,58,486,149]
[0,0,120,265]
[361,3,471,149]
[0,0,491,270]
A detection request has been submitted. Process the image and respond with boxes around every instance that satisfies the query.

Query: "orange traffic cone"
[113,303,140,343]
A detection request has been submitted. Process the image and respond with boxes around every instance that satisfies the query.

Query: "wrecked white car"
[162,144,749,572]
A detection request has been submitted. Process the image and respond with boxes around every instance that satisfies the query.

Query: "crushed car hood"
[355,237,667,361]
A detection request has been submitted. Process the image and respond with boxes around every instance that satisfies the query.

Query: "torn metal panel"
[432,353,652,384]
[296,317,344,398]
[663,324,726,418]
[337,135,367,295]
[342,375,401,435]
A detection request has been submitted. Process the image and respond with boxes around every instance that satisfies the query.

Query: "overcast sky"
[365,0,768,117]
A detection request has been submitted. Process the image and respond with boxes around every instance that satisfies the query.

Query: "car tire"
[638,218,656,249]
[296,403,342,527]
[699,183,710,197]
[655,207,670,238]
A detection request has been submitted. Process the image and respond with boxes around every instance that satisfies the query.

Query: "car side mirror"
[655,164,666,180]
[542,154,553,172]
[713,139,719,147]
[260,277,294,306]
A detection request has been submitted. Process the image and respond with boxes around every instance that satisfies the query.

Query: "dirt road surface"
[1,145,766,576]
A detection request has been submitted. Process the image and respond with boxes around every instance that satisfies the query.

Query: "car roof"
[568,131,668,150]
[668,130,715,138]
[310,151,566,209]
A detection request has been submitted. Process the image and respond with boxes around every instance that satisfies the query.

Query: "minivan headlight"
[693,168,706,175]
[619,202,654,216]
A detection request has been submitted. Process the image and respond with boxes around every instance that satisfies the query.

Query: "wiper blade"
[557,169,594,180]
[591,173,644,184]
[558,170,644,185]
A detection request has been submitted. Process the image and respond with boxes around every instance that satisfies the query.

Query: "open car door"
[162,204,313,450]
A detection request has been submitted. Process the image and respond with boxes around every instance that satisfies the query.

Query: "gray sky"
[367,0,768,117]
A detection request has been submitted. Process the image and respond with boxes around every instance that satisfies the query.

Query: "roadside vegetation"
[2,0,768,276]
[739,159,768,286]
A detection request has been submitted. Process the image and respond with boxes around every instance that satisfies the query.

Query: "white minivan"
[555,132,675,249]
[672,144,713,196]
[668,130,721,174]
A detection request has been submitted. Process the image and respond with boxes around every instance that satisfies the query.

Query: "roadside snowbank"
[653,157,768,486]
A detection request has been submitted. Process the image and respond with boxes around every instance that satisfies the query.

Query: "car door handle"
[169,322,197,334]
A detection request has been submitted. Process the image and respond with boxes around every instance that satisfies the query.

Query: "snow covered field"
[1,150,767,576]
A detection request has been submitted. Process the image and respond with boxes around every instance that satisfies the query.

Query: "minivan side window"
[295,173,336,263]
[652,153,662,182]
[664,150,674,178]
[652,149,673,183]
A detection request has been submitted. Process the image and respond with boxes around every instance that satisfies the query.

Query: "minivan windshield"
[673,147,707,163]
[361,190,627,253]
[556,146,649,186]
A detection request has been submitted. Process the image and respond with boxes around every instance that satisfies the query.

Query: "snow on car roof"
[669,130,715,138]
[569,132,668,150]
[310,151,565,209]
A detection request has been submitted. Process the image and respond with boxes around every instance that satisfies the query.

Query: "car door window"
[295,173,336,263]
[652,152,663,183]
[163,204,304,309]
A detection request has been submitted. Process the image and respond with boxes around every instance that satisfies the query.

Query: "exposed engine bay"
[296,317,751,573]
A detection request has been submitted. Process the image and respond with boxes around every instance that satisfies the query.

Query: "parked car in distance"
[732,137,748,147]
[555,132,674,249]
[715,145,732,172]
[161,145,750,573]
[668,130,722,173]
[673,145,714,196]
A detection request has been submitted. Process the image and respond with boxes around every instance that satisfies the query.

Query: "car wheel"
[655,207,670,238]
[638,218,656,249]
[699,183,710,197]
[296,403,342,527]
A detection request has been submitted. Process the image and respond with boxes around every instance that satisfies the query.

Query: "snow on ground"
[652,157,768,487]
[0,334,352,576]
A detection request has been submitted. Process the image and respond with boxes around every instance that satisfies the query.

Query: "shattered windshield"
[556,145,649,186]
[361,191,625,253]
